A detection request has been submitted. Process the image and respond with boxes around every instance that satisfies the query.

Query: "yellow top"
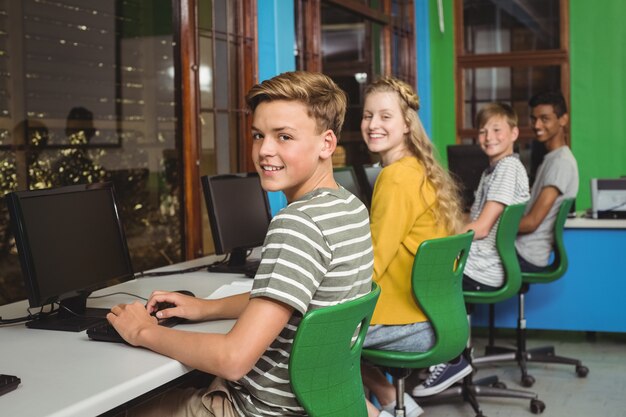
[370,156,447,325]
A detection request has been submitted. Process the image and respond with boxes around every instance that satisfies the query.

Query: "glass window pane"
[463,0,560,54]
[214,0,227,33]
[0,1,183,305]
[214,39,229,109]
[462,65,561,129]
[200,112,216,157]
[200,36,214,109]
[198,0,213,31]
[321,5,366,65]
[215,112,230,173]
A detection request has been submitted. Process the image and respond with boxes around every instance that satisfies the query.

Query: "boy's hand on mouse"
[107,301,158,346]
[146,290,206,321]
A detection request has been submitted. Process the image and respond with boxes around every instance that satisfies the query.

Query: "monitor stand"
[26,295,109,332]
[207,248,260,278]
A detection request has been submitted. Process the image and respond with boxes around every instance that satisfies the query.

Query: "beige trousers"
[126,377,238,417]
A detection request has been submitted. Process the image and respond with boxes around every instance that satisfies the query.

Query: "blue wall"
[257,0,295,214]
[415,0,433,138]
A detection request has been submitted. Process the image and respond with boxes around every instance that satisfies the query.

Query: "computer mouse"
[150,290,195,315]
[174,289,195,297]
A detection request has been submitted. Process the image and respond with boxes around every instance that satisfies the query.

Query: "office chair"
[420,204,545,416]
[475,198,589,387]
[290,282,381,417]
[361,231,474,417]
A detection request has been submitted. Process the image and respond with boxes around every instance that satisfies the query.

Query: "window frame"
[454,0,570,144]
[178,0,257,259]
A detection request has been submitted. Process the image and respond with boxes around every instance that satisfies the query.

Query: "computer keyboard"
[87,316,185,343]
[207,260,260,278]
[0,374,20,396]
[26,314,107,332]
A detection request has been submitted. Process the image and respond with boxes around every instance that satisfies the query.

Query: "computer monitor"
[201,173,272,274]
[360,164,382,205]
[446,144,490,212]
[591,178,626,219]
[6,183,134,331]
[333,166,366,204]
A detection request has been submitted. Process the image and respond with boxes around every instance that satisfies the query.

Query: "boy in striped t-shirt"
[107,71,373,417]
[413,103,529,398]
[462,102,530,291]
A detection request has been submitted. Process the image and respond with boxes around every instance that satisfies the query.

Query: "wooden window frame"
[177,0,257,259]
[298,0,415,78]
[454,0,570,143]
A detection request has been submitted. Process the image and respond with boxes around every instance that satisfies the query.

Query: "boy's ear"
[511,126,520,142]
[559,113,569,127]
[319,129,337,160]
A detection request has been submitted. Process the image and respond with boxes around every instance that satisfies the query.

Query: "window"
[455,0,570,171]
[0,1,185,305]
[0,0,257,305]
[295,0,415,167]
[197,0,256,254]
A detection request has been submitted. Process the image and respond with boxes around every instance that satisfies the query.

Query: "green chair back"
[289,282,381,417]
[522,198,574,284]
[464,203,527,304]
[361,231,474,369]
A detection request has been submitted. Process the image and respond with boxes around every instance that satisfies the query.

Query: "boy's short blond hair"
[475,102,518,129]
[245,71,347,137]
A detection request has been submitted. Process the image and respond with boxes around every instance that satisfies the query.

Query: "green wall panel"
[570,1,626,210]
[428,0,456,169]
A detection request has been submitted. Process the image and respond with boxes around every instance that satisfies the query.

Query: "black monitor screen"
[447,145,490,212]
[360,164,382,205]
[201,173,271,270]
[6,183,134,331]
[334,166,365,204]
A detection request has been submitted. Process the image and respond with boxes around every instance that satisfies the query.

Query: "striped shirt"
[228,186,373,416]
[464,155,529,287]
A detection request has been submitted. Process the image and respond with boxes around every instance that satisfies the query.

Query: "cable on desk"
[88,291,148,302]
[134,263,213,278]
[0,306,47,325]
[0,314,34,325]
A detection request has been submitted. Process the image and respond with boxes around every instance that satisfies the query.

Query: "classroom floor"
[407,329,626,417]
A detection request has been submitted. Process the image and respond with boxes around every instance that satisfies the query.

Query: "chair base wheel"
[521,374,535,387]
[530,399,546,414]
[576,365,589,377]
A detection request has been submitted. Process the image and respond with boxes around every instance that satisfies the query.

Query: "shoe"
[411,357,472,397]
[381,393,424,417]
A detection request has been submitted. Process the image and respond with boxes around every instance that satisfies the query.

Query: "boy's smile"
[530,104,568,150]
[478,115,518,164]
[251,100,336,202]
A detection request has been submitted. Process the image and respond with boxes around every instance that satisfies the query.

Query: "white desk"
[474,216,626,332]
[564,217,626,229]
[0,258,253,417]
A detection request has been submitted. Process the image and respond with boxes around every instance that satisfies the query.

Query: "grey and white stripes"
[229,186,373,416]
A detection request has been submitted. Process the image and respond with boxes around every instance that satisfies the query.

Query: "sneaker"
[411,357,472,397]
[381,393,424,417]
